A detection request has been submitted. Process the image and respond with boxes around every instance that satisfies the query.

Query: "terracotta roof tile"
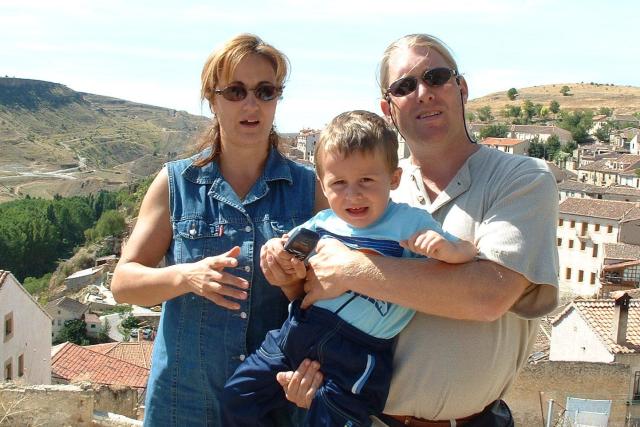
[552,299,640,354]
[51,342,149,388]
[603,243,640,260]
[0,270,8,289]
[480,137,524,147]
[557,181,604,194]
[45,296,89,315]
[604,185,640,196]
[559,197,636,219]
[86,341,154,369]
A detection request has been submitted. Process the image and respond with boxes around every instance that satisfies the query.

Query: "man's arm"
[303,239,529,322]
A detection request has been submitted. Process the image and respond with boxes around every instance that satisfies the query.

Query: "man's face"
[381,46,468,151]
[319,149,401,229]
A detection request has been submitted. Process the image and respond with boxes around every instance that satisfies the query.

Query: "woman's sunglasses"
[385,67,458,98]
[214,83,283,102]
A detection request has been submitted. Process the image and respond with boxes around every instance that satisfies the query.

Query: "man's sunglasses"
[214,83,283,102]
[385,67,458,98]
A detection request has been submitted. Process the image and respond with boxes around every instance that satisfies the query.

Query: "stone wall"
[0,382,140,426]
[506,361,631,426]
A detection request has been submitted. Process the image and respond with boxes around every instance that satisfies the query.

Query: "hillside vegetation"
[0,78,209,202]
[467,82,640,116]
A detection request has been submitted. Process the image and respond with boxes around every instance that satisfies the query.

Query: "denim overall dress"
[143,147,315,426]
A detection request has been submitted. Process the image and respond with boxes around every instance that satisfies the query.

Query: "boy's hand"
[401,230,455,260]
[260,237,307,297]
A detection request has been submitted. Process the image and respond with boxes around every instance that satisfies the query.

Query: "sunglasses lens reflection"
[223,85,247,101]
[255,84,278,101]
[387,68,456,98]
[389,77,418,97]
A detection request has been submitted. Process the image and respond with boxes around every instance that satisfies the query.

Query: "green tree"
[94,210,126,240]
[504,105,521,118]
[507,88,518,100]
[22,273,52,295]
[477,106,494,122]
[527,136,545,158]
[549,100,560,114]
[121,315,141,330]
[595,123,612,142]
[558,110,593,144]
[54,319,89,345]
[560,85,571,96]
[598,107,613,117]
[521,100,536,123]
[479,124,509,139]
[98,319,111,343]
[545,135,561,160]
[465,111,476,122]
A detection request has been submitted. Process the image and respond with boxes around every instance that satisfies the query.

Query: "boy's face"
[319,149,401,228]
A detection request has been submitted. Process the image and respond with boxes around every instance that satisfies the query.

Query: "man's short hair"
[314,110,399,177]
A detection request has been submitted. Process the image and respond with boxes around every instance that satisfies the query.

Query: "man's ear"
[380,98,391,117]
[390,167,402,190]
[458,76,469,104]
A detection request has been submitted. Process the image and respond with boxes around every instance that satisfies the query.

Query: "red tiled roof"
[552,299,640,354]
[559,197,636,219]
[0,270,8,289]
[86,341,154,369]
[480,137,524,147]
[51,342,149,388]
[603,243,640,260]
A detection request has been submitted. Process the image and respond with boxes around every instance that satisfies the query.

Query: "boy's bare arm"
[401,230,477,264]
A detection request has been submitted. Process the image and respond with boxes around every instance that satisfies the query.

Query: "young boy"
[221,110,477,426]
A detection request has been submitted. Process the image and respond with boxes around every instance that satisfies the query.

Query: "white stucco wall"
[0,275,51,384]
[549,310,614,363]
[557,213,619,296]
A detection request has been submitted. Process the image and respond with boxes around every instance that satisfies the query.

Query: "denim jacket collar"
[182,146,294,207]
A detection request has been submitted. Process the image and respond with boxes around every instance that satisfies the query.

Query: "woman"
[111,33,321,426]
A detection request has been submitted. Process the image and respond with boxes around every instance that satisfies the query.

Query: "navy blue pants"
[222,299,395,427]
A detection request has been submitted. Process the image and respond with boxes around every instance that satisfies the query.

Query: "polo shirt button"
[240,312,247,319]
[244,266,251,272]
[245,226,252,232]
[239,354,246,361]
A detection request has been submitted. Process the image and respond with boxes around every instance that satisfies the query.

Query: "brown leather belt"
[380,411,479,427]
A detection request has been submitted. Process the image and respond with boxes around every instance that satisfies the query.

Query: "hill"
[0,78,209,203]
[467,83,640,117]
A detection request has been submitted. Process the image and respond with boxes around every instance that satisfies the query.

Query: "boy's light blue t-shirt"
[293,200,456,339]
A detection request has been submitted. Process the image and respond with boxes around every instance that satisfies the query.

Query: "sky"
[2,0,639,133]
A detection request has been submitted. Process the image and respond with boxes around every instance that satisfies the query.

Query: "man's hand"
[276,359,323,408]
[301,238,355,308]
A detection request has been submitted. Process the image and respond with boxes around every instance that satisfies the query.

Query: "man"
[264,34,559,426]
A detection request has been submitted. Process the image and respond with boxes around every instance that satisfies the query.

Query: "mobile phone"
[283,228,320,261]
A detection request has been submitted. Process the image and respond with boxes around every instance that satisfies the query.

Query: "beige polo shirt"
[375,146,559,422]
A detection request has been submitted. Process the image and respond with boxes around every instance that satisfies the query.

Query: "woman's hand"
[301,238,355,308]
[176,246,249,310]
[276,359,323,408]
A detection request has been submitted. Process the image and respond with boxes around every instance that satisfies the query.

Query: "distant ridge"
[0,77,209,202]
[468,82,640,115]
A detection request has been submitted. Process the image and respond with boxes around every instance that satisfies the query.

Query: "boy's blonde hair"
[315,110,398,177]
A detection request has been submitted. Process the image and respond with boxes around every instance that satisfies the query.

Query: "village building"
[479,137,529,155]
[0,271,52,384]
[557,198,640,297]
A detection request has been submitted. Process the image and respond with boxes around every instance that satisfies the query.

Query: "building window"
[4,359,12,381]
[581,222,588,235]
[590,272,596,285]
[595,223,600,232]
[580,241,586,251]
[570,220,576,228]
[18,354,24,377]
[578,270,584,282]
[569,239,574,249]
[90,324,96,329]
[559,219,564,226]
[557,238,562,246]
[566,268,572,280]
[4,312,13,342]
[608,225,613,233]
[593,244,599,257]
[57,319,62,326]
[635,371,640,400]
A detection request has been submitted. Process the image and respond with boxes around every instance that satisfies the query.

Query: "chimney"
[611,293,632,345]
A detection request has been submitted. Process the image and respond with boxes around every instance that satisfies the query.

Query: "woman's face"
[212,54,279,152]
